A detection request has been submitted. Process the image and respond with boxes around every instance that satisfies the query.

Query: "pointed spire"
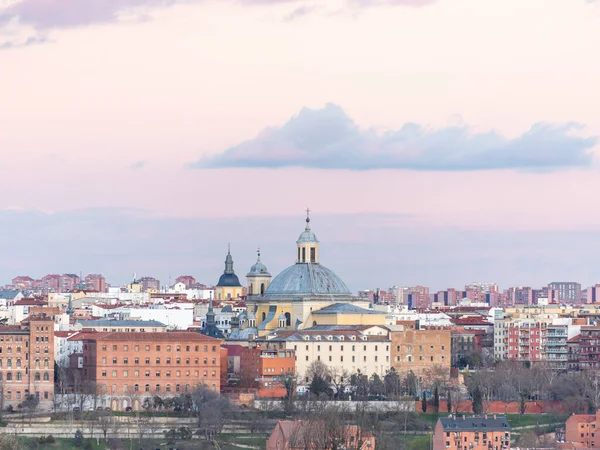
[66,295,73,316]
[305,207,311,231]
[257,246,261,262]
[224,244,235,274]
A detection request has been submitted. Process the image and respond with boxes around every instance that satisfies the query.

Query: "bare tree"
[330,367,350,400]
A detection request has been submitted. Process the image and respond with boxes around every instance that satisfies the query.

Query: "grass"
[417,412,568,428]
[216,432,268,448]
[19,437,108,450]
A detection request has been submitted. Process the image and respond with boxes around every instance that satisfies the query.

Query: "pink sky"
[1,0,600,288]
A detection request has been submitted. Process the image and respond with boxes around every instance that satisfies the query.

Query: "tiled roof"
[77,319,167,328]
[81,331,222,342]
[568,334,581,343]
[14,298,47,306]
[439,416,510,432]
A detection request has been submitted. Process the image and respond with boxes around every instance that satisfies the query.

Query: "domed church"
[238,211,370,337]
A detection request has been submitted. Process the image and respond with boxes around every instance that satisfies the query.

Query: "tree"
[278,372,297,413]
[73,429,84,448]
[433,385,440,413]
[330,367,350,400]
[384,368,401,399]
[18,394,39,425]
[421,391,427,413]
[0,434,24,450]
[405,371,419,397]
[306,361,331,398]
[472,385,483,414]
[189,385,230,434]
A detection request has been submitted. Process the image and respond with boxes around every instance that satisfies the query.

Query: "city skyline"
[1,0,600,290]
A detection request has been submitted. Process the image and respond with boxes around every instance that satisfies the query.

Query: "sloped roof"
[0,290,21,299]
[81,331,222,342]
[78,319,167,328]
[439,416,510,431]
[312,303,382,315]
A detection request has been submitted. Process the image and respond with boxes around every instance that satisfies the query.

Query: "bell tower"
[296,208,319,264]
[246,247,272,296]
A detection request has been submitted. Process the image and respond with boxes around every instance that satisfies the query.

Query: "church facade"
[232,212,371,338]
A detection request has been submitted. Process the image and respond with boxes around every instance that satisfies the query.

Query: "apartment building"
[0,315,55,408]
[578,326,600,370]
[389,324,451,379]
[433,415,511,450]
[82,331,222,411]
[565,411,600,448]
[259,326,391,381]
[541,324,568,370]
[238,345,295,397]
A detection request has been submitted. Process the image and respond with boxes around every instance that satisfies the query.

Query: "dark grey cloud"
[192,103,597,171]
[1,208,599,293]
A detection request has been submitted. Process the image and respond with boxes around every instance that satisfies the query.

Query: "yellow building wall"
[307,312,386,327]
[216,286,243,300]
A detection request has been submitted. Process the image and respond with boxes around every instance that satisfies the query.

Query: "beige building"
[389,324,451,380]
[215,247,244,301]
[260,325,391,381]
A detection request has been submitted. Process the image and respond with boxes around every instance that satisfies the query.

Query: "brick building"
[579,326,600,370]
[389,323,451,380]
[433,415,511,450]
[565,411,600,449]
[84,274,106,293]
[82,331,222,411]
[240,345,295,398]
[0,315,55,409]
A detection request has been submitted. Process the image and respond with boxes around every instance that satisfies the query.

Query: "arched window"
[407,355,412,362]
[0,373,3,381]
[6,373,11,381]
[16,372,22,381]
[35,359,40,369]
[44,359,49,368]
[124,384,129,393]
[260,283,265,295]
[43,373,49,381]
[112,384,117,394]
[134,384,139,392]
[285,313,291,327]
[34,373,40,381]
[262,312,266,322]
[16,359,21,368]
[145,384,150,392]
[185,384,190,393]
[101,384,107,393]
[166,384,171,393]
[155,384,160,393]
[248,284,253,295]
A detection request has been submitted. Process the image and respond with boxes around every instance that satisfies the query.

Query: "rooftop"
[312,303,382,315]
[81,331,222,342]
[439,416,510,432]
[77,319,167,328]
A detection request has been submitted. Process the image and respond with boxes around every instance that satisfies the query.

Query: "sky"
[1,0,600,292]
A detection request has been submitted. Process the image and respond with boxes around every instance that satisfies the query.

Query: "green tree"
[421,391,427,413]
[74,429,84,448]
[434,385,440,413]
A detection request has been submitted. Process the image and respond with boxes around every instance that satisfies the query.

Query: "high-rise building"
[548,282,582,303]
[84,274,107,292]
[138,277,160,292]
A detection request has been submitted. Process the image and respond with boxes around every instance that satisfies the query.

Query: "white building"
[54,331,83,368]
[260,325,391,381]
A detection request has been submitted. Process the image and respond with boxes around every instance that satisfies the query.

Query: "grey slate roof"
[78,319,167,328]
[0,290,21,300]
[438,416,510,432]
[312,303,382,315]
[264,263,351,299]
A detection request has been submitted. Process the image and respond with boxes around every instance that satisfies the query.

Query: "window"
[34,373,40,381]
[186,358,190,365]
[156,345,161,351]
[113,357,117,364]
[155,384,160,393]
[145,371,150,377]
[113,345,118,351]
[176,358,181,365]
[134,370,139,377]
[176,346,181,352]
[102,345,107,351]
[156,358,161,364]
[124,345,128,351]
[124,370,128,377]
[145,345,150,351]
[134,384,139,392]
[102,371,107,377]
[6,373,11,381]
[156,371,161,377]
[112,371,117,377]
[134,358,139,364]
[124,357,128,364]
[102,357,107,364]
[166,384,171,393]
[195,346,199,351]
[145,358,150,364]
[167,346,172,352]
[145,384,150,392]
[167,358,171,364]
[186,346,190,351]
[135,345,139,351]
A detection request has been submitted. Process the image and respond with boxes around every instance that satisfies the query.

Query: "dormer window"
[327,336,333,341]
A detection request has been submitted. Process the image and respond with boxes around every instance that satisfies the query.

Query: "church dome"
[264,263,351,298]
[217,273,241,287]
[247,249,271,276]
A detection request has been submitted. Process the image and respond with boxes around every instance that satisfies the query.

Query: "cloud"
[0,0,440,33]
[129,160,147,170]
[192,104,598,172]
